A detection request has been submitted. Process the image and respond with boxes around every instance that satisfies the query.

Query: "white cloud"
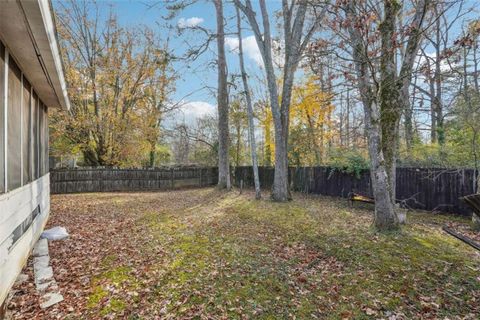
[225,35,285,68]
[225,35,264,67]
[181,101,215,119]
[166,101,216,127]
[415,51,456,73]
[177,17,204,28]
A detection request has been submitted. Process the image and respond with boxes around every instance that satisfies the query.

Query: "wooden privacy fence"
[234,166,477,216]
[51,166,476,215]
[50,167,218,194]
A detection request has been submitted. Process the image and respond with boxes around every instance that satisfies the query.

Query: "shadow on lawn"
[10,189,476,319]
[129,189,479,319]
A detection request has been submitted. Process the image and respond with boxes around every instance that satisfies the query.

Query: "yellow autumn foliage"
[51,6,175,167]
[289,76,335,165]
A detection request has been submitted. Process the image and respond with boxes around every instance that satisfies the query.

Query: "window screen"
[38,101,48,176]
[38,101,45,177]
[7,57,22,191]
[39,101,45,177]
[44,105,49,175]
[0,42,5,193]
[32,91,39,180]
[22,78,31,184]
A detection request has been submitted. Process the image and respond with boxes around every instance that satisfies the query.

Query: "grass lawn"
[8,188,480,319]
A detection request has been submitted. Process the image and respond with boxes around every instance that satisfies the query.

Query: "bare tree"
[411,2,468,148]
[454,20,480,228]
[234,0,327,201]
[214,0,231,189]
[235,6,261,199]
[343,0,429,230]
[172,124,191,164]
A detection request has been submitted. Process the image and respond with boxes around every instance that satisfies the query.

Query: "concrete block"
[37,280,58,292]
[40,292,64,309]
[33,255,50,270]
[32,239,49,257]
[31,238,64,309]
[35,266,53,285]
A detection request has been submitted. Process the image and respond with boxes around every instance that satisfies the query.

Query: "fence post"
[170,168,174,189]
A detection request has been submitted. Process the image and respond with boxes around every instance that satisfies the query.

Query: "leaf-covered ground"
[446,221,480,244]
[7,188,480,319]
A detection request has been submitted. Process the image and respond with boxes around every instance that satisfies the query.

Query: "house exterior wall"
[0,39,51,305]
[0,175,50,305]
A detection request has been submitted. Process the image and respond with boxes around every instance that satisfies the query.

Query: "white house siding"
[0,0,69,309]
[0,40,51,306]
[0,41,4,194]
[0,174,50,304]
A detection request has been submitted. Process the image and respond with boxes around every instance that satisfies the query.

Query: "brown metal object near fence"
[461,194,480,229]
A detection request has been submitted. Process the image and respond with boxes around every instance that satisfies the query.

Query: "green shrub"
[327,148,369,178]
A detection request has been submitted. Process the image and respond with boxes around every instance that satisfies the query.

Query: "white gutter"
[1,0,70,109]
[37,0,70,110]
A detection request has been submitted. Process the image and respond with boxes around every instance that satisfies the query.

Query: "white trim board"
[3,49,8,191]
[0,174,50,306]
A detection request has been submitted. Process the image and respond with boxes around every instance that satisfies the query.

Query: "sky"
[53,0,479,134]
[52,0,281,126]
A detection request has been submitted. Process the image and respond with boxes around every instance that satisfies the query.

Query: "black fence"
[50,166,476,216]
[234,166,477,216]
[50,167,218,194]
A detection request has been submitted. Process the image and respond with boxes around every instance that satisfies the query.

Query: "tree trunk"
[429,76,437,143]
[236,6,261,199]
[474,131,480,230]
[346,1,399,231]
[403,82,414,152]
[433,7,445,146]
[379,0,401,203]
[234,0,315,202]
[214,0,231,190]
[257,0,290,201]
[149,140,155,167]
[474,37,479,93]
[82,149,100,166]
[306,114,321,165]
[272,125,290,201]
[264,126,272,166]
[346,88,350,147]
[235,125,241,167]
[366,101,399,230]
[339,92,344,147]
